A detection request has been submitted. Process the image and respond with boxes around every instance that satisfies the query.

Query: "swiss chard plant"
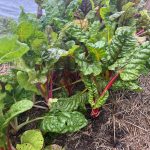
[0,0,150,149]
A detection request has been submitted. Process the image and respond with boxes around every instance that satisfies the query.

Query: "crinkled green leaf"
[118,2,137,26]
[42,0,66,24]
[3,100,33,127]
[17,22,35,42]
[50,93,88,112]
[41,111,88,133]
[100,7,110,22]
[107,27,136,65]
[86,41,106,60]
[83,77,98,107]
[112,80,142,92]
[0,36,29,64]
[76,53,102,76]
[110,41,150,81]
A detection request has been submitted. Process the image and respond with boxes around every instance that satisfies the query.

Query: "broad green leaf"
[17,71,38,93]
[18,130,44,150]
[17,22,35,42]
[42,0,66,24]
[50,93,88,112]
[100,7,110,21]
[107,27,136,65]
[31,31,47,52]
[112,81,142,92]
[109,41,150,81]
[75,53,102,76]
[0,36,29,64]
[86,41,106,60]
[41,111,88,133]
[3,100,33,127]
[118,2,137,26]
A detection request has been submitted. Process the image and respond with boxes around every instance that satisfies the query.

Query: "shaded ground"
[53,74,150,150]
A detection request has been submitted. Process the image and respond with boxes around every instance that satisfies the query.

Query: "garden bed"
[0,1,150,150]
[9,74,150,150]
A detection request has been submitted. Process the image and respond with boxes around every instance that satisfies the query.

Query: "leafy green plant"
[0,0,150,149]
[0,100,33,148]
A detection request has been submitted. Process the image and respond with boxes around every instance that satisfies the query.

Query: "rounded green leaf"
[17,22,35,42]
[16,143,35,150]
[41,111,88,133]
[21,130,44,150]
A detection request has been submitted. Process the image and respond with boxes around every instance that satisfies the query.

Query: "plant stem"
[16,117,44,131]
[36,83,48,102]
[48,72,53,99]
[100,70,123,97]
[33,105,48,110]
[136,29,145,36]
[52,79,82,92]
[91,70,123,118]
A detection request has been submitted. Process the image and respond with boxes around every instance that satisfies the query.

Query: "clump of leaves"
[0,0,150,149]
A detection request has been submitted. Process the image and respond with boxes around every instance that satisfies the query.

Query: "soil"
[10,74,150,150]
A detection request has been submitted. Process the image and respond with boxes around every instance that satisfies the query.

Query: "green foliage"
[0,36,29,64]
[83,77,99,107]
[118,2,137,26]
[0,0,150,148]
[17,22,35,42]
[50,93,88,112]
[107,27,136,64]
[109,41,150,81]
[17,71,39,93]
[16,130,44,150]
[2,100,33,128]
[112,80,142,92]
[93,91,109,109]
[41,111,88,133]
[75,53,102,76]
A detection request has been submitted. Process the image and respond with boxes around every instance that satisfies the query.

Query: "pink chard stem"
[91,70,123,118]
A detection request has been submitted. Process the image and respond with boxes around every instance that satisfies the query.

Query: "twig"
[113,115,116,144]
